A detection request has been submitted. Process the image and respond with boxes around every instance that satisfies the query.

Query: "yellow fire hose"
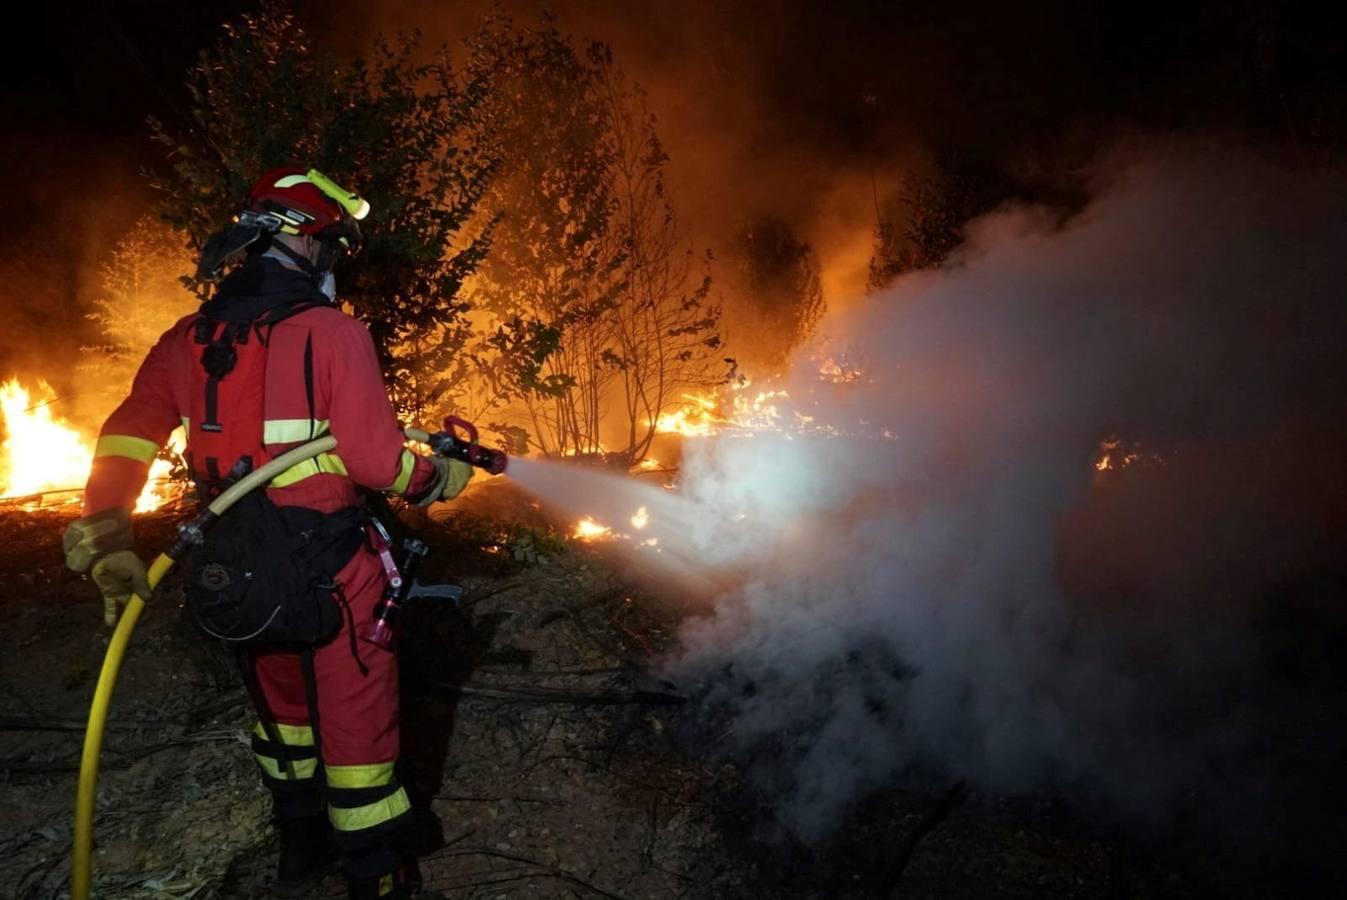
[72,428,435,899]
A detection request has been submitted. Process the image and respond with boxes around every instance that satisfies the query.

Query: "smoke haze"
[663,144,1347,866]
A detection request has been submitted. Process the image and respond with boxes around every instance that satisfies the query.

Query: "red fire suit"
[83,269,439,872]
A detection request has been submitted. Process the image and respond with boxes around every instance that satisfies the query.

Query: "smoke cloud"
[666,144,1347,866]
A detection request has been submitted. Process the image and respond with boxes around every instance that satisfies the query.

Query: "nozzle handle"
[444,415,478,445]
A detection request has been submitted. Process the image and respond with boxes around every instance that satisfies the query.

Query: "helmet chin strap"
[266,240,341,301]
[267,238,323,280]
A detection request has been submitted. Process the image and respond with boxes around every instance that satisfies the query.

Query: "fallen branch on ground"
[881,779,968,897]
[425,679,685,706]
[0,732,239,774]
[439,847,633,900]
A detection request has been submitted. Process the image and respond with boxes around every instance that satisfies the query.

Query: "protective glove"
[409,456,475,507]
[90,551,153,626]
[62,508,152,626]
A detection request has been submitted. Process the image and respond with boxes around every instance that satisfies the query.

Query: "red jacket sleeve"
[83,328,183,515]
[319,318,436,496]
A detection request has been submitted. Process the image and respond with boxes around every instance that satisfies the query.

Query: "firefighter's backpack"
[182,295,364,646]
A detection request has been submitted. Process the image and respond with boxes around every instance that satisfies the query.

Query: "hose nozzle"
[428,416,508,475]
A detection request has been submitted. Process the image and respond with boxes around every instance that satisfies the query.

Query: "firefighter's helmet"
[195,168,370,282]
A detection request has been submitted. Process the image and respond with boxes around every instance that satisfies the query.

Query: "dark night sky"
[3,1,1344,373]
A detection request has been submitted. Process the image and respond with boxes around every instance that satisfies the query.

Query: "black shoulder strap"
[255,296,328,330]
[303,332,316,441]
[300,648,327,790]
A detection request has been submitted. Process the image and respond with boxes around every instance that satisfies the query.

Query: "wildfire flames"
[569,507,661,549]
[0,379,183,512]
[654,382,795,438]
[573,517,612,540]
[1093,435,1163,473]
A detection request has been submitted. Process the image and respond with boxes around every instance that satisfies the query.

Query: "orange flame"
[0,380,91,503]
[573,517,612,540]
[1,378,183,512]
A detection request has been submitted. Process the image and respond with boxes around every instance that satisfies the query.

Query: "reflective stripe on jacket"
[83,282,435,515]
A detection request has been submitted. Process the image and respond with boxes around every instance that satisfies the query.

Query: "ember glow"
[0,378,184,512]
[573,517,612,540]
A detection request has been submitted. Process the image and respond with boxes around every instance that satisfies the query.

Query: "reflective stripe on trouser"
[251,721,324,819]
[326,761,412,871]
[248,546,406,873]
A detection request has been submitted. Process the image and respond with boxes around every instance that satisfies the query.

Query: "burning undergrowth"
[0,379,188,512]
[658,144,1347,880]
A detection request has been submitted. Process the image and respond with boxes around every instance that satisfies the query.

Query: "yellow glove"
[90,550,153,626]
[63,509,152,626]
[411,456,475,506]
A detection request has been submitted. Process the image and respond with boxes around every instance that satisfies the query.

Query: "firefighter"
[61,168,471,898]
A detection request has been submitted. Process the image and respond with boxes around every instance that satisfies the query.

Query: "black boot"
[274,815,337,897]
[345,871,405,900]
[345,861,442,900]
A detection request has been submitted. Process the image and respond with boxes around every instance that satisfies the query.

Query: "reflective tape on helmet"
[385,449,417,494]
[269,452,348,487]
[273,174,313,189]
[327,786,411,833]
[263,418,331,445]
[93,435,160,464]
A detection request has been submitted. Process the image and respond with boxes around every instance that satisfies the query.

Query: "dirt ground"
[0,502,1327,899]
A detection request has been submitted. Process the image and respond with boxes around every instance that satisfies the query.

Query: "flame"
[134,429,187,513]
[0,379,91,502]
[818,356,863,383]
[654,392,722,436]
[653,384,795,437]
[729,387,790,430]
[571,506,665,546]
[1,378,184,512]
[573,517,612,540]
[1094,436,1161,474]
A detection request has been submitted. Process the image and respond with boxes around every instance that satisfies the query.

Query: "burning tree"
[593,48,722,464]
[724,216,825,373]
[868,153,1014,289]
[148,5,495,421]
[146,5,719,457]
[84,216,196,376]
[458,25,722,463]
[462,19,626,457]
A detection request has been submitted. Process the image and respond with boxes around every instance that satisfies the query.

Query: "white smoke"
[667,143,1347,856]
